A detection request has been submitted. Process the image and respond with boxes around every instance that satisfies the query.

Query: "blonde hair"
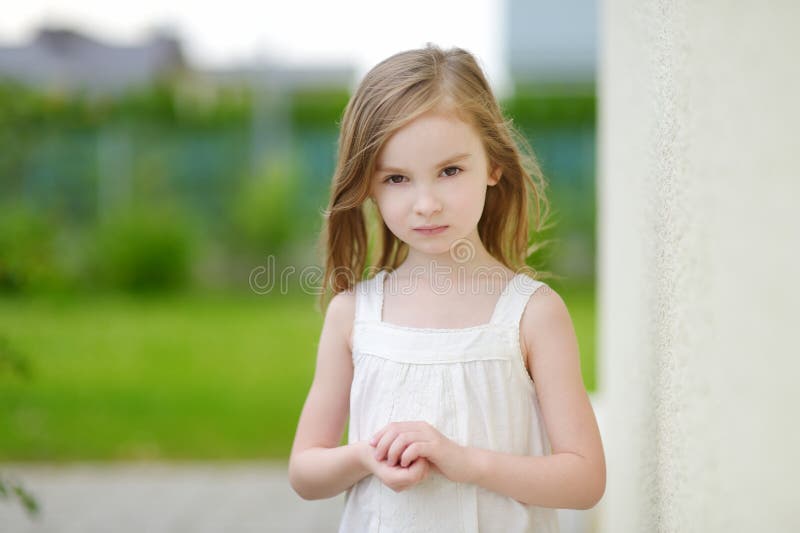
[317,43,552,311]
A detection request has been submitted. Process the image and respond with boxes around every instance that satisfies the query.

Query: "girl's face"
[369,109,501,257]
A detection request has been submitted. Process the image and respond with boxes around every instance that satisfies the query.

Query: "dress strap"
[353,269,385,323]
[490,273,548,327]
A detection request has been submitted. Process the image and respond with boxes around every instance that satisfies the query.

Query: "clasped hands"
[362,420,471,493]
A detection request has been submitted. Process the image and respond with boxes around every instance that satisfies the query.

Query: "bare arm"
[288,290,372,500]
[465,447,602,510]
[290,441,371,500]
[464,286,606,509]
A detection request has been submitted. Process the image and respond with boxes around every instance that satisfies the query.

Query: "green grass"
[0,291,322,462]
[0,286,595,462]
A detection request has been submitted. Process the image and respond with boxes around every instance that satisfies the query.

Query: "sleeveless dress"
[338,269,561,533]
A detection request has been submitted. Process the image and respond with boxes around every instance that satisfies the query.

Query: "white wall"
[598,2,800,531]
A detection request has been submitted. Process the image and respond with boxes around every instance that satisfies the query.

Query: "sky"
[0,1,510,95]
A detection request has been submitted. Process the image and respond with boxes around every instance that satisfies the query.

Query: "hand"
[359,440,432,492]
[369,421,472,484]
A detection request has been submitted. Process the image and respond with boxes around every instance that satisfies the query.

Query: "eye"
[442,166,462,177]
[383,175,406,184]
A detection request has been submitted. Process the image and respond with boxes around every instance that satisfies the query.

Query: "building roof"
[0,26,186,93]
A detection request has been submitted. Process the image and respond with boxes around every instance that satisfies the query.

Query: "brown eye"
[384,175,406,184]
[442,166,462,177]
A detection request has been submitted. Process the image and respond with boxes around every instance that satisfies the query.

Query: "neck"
[393,231,506,282]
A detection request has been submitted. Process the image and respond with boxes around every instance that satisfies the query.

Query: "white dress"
[338,269,561,533]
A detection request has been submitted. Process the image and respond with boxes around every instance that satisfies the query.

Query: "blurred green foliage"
[0,79,595,292]
[0,78,593,131]
[231,156,308,258]
[504,82,595,126]
[0,474,39,518]
[289,87,350,127]
[91,205,195,292]
[0,79,252,129]
[0,203,60,292]
[0,335,40,517]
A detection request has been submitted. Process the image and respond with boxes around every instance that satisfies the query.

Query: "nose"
[413,185,442,218]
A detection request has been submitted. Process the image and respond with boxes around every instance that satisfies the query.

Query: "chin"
[411,241,452,256]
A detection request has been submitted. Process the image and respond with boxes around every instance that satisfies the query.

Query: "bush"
[91,205,194,292]
[0,204,61,293]
[231,156,307,258]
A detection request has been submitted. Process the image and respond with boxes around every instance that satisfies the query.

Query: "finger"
[373,421,430,455]
[370,422,402,447]
[371,420,423,446]
[388,431,425,466]
[386,432,415,466]
[369,427,386,446]
[399,441,428,468]
[373,428,399,461]
[383,457,428,492]
[416,457,430,481]
[407,455,429,482]
[384,461,415,492]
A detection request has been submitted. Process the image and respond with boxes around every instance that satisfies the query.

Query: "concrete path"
[0,461,602,532]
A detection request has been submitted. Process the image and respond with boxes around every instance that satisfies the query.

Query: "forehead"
[376,110,481,165]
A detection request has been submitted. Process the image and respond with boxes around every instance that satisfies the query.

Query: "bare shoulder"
[518,281,573,371]
[325,288,357,352]
[520,281,569,327]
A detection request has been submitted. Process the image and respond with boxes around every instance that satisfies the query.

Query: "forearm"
[289,441,371,500]
[466,447,603,510]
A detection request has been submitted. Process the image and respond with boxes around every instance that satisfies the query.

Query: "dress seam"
[354,350,512,365]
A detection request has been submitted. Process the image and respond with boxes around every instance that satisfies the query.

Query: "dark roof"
[0,26,186,93]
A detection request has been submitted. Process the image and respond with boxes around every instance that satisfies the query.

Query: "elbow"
[292,482,331,501]
[289,475,313,501]
[288,457,318,501]
[577,483,605,510]
[292,485,318,501]
[577,462,606,510]
[289,473,323,501]
[289,460,336,501]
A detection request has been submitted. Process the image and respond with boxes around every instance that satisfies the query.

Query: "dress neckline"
[375,269,520,333]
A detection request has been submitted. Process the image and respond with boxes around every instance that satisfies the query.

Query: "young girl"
[288,44,605,532]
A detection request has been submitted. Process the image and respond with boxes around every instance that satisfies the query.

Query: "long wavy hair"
[316,43,552,311]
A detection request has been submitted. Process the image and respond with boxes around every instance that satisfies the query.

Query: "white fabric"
[339,269,561,533]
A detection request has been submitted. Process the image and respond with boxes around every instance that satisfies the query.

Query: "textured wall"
[598,1,800,531]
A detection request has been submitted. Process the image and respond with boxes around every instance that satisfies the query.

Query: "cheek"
[373,194,409,225]
[450,182,487,214]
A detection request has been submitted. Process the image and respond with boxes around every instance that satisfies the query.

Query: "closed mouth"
[413,225,448,235]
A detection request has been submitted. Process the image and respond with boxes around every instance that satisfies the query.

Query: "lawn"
[0,285,595,462]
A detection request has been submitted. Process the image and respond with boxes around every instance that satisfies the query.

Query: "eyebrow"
[376,152,472,173]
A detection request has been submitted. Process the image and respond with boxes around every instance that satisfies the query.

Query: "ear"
[488,166,502,186]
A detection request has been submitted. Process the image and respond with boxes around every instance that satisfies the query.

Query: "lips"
[413,225,448,235]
